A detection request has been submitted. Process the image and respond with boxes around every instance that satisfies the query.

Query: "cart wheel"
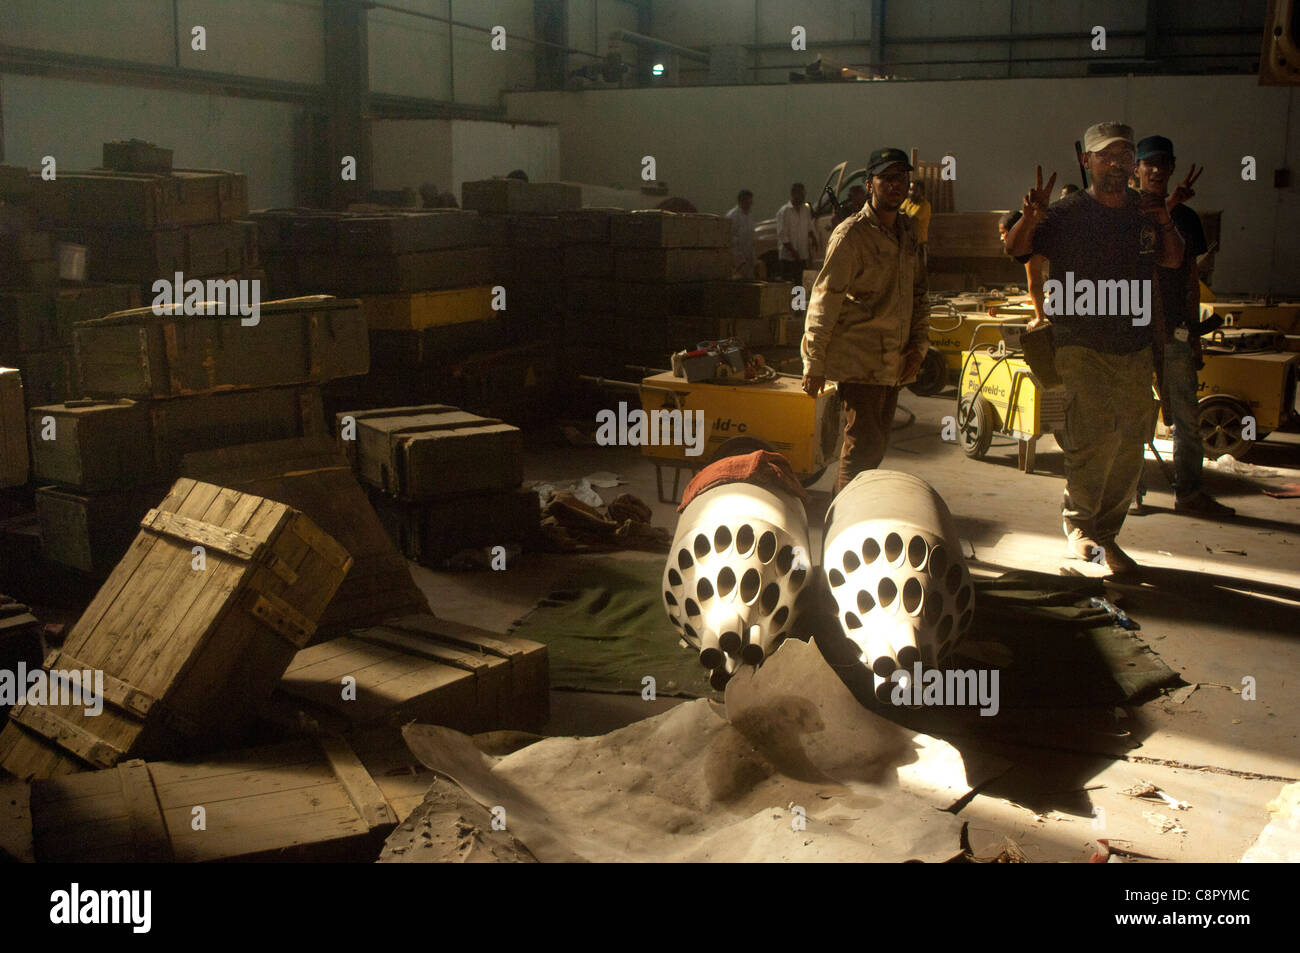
[906,350,949,397]
[1197,395,1255,460]
[957,394,994,459]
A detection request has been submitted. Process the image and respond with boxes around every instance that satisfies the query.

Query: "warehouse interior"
[0,0,1297,868]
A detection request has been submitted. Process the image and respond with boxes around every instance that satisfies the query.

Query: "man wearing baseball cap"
[1135,135,1233,518]
[1005,122,1185,574]
[802,147,930,493]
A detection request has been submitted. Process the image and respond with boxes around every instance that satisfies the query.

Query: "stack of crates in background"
[250,203,560,425]
[27,296,368,577]
[0,162,144,409]
[335,403,540,567]
[670,279,798,352]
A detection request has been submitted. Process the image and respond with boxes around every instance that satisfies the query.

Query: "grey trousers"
[1054,345,1158,545]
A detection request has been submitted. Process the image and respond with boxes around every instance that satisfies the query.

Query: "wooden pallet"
[0,478,352,780]
[8,730,434,862]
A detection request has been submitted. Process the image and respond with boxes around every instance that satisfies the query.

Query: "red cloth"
[677,450,812,512]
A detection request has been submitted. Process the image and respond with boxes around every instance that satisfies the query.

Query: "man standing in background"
[776,183,818,282]
[1135,136,1233,518]
[901,180,932,260]
[802,148,929,493]
[726,189,757,279]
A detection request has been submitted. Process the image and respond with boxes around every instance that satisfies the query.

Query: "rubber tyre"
[907,349,949,397]
[958,394,995,459]
[1197,395,1255,460]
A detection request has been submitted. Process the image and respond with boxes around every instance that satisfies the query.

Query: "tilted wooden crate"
[73,295,369,400]
[10,731,435,862]
[180,436,430,637]
[0,478,352,780]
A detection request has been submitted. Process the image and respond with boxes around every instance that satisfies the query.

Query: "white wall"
[506,75,1300,295]
[1,72,298,209]
[450,120,560,195]
[370,119,454,193]
[367,118,560,199]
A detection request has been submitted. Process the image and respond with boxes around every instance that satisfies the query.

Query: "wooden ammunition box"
[102,139,173,174]
[73,295,368,399]
[610,211,731,248]
[35,483,171,576]
[0,478,353,780]
[15,731,434,862]
[56,223,245,282]
[354,408,522,501]
[180,437,429,637]
[359,286,495,331]
[461,179,581,215]
[32,168,248,228]
[29,385,326,492]
[295,248,495,295]
[276,615,548,734]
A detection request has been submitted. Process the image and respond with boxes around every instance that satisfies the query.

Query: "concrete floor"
[410,385,1300,863]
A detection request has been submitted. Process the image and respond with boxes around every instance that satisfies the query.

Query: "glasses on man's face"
[876,173,911,186]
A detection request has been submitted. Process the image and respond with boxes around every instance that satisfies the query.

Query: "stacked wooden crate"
[0,164,144,409]
[335,403,539,567]
[28,150,253,306]
[29,295,367,576]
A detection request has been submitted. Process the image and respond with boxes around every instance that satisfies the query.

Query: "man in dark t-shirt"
[1005,122,1185,574]
[1136,135,1234,518]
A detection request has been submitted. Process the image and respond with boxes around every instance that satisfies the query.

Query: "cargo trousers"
[835,382,901,494]
[1053,345,1158,546]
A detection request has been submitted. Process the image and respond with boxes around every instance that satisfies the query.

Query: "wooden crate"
[0,477,353,779]
[610,210,730,248]
[12,731,435,862]
[102,139,173,174]
[1,367,27,487]
[555,207,626,244]
[180,436,429,637]
[676,280,794,319]
[359,286,494,331]
[14,348,76,406]
[29,385,326,492]
[56,223,244,282]
[353,407,522,501]
[295,247,495,295]
[36,483,171,576]
[369,486,540,565]
[338,210,489,256]
[277,614,548,733]
[73,295,368,400]
[614,248,732,283]
[461,179,581,214]
[32,168,248,228]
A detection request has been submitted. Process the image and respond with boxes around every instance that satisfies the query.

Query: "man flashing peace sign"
[1004,122,1184,575]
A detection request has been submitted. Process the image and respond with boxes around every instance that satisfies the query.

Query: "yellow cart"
[956,322,1067,474]
[582,369,842,502]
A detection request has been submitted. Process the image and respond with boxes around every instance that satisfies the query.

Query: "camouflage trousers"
[1053,345,1158,547]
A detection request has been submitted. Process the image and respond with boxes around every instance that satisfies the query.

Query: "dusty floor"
[409,385,1300,863]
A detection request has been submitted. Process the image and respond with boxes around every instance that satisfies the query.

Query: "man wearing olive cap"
[1006,122,1185,574]
[802,147,930,494]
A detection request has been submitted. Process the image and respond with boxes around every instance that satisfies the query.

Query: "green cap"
[867,148,913,176]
